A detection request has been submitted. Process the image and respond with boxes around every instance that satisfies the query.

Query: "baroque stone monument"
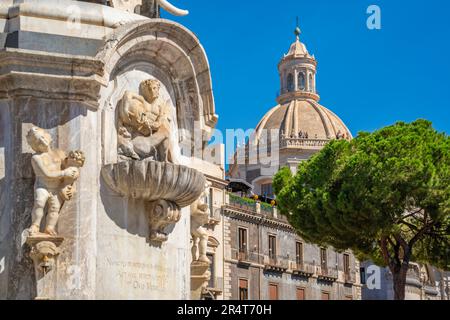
[0,0,219,300]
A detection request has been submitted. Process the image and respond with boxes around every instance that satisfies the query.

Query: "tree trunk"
[392,264,408,300]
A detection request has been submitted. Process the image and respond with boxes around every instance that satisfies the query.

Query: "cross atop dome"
[295,16,301,40]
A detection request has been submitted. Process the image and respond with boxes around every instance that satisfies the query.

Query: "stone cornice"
[277,91,320,104]
[278,55,318,67]
[0,48,105,108]
[0,48,105,77]
[205,174,228,190]
[223,205,295,232]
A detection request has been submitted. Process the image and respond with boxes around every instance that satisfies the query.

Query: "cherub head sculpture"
[26,127,52,153]
[65,150,86,168]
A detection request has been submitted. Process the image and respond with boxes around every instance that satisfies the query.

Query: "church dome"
[254,99,352,149]
[254,23,352,149]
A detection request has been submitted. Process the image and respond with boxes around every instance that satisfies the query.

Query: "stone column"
[0,1,218,300]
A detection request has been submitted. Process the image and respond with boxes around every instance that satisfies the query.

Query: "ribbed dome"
[254,99,352,148]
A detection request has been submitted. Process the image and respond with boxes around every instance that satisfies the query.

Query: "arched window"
[309,74,314,92]
[287,73,294,92]
[298,72,306,90]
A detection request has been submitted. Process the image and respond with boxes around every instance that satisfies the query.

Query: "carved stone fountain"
[0,0,219,299]
[102,159,205,242]
[101,79,206,242]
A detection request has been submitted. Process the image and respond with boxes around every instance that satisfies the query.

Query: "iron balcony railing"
[291,261,316,275]
[263,255,289,271]
[318,266,338,280]
[231,248,261,264]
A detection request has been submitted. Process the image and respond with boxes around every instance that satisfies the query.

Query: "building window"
[320,248,327,270]
[308,73,314,92]
[269,283,278,300]
[268,235,277,260]
[298,72,306,90]
[343,254,350,275]
[321,291,330,300]
[287,73,294,92]
[345,295,353,300]
[296,287,305,300]
[238,228,247,253]
[207,253,215,288]
[239,279,248,300]
[296,242,303,265]
[261,183,273,198]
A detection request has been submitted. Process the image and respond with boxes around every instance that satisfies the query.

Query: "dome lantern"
[278,20,319,104]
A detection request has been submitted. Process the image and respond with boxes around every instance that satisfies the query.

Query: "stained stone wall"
[0,0,219,300]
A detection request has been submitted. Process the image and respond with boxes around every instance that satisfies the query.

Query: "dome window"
[298,72,306,91]
[287,73,295,92]
[309,73,314,92]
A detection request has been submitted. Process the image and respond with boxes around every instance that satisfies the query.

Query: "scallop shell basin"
[102,159,206,208]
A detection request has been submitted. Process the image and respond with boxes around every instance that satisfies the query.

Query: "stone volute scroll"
[25,127,85,299]
[101,79,206,243]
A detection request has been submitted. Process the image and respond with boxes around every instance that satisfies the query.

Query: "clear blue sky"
[164,0,450,139]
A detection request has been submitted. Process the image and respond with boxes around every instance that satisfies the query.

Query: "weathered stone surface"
[25,126,85,237]
[26,236,64,300]
[102,159,206,242]
[0,0,223,300]
[190,182,211,263]
[191,261,210,300]
[102,160,205,207]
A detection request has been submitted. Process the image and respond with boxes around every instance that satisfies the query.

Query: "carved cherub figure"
[117,79,177,163]
[190,182,212,264]
[26,127,83,236]
[60,150,86,202]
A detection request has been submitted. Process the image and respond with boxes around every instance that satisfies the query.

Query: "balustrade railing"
[281,137,330,148]
[228,194,256,212]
